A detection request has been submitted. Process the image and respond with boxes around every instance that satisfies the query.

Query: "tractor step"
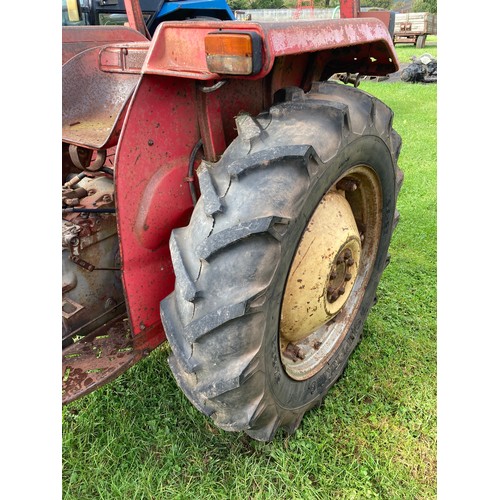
[62,314,165,405]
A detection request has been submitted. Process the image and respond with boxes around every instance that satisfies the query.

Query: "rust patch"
[62,314,165,405]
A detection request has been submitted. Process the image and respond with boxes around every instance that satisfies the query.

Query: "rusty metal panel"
[62,314,165,405]
[62,26,148,64]
[62,47,141,149]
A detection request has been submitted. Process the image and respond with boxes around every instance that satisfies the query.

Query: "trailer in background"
[393,12,437,48]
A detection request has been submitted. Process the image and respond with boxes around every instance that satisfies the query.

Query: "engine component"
[62,174,124,346]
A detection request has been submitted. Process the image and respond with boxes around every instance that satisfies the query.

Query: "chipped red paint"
[62,47,141,149]
[141,19,398,79]
[64,17,398,342]
[114,74,199,335]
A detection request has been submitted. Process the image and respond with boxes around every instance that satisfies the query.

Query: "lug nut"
[283,343,305,362]
[346,258,354,266]
[345,273,352,281]
[338,286,345,295]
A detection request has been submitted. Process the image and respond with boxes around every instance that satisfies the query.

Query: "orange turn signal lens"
[205,32,262,76]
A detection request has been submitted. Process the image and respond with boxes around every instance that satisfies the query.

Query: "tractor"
[62,0,404,441]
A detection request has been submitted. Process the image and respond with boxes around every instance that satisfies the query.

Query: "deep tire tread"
[196,216,279,261]
[162,81,403,441]
[197,162,223,216]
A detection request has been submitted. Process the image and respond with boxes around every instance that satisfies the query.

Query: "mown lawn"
[62,46,437,499]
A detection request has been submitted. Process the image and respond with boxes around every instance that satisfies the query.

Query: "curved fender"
[141,18,398,80]
[114,74,199,335]
[62,46,143,149]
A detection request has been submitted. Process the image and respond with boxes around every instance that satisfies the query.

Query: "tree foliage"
[412,0,437,14]
[360,0,393,9]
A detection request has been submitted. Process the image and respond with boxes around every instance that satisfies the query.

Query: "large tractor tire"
[161,82,403,441]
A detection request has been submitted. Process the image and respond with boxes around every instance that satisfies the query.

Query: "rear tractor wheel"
[161,82,403,441]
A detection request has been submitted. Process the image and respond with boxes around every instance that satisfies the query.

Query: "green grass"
[62,61,437,499]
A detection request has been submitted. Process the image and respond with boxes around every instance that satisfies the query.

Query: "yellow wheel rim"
[279,166,382,380]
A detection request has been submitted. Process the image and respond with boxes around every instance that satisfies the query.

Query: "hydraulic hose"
[188,139,204,205]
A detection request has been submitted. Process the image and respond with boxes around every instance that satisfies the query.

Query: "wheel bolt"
[346,258,355,266]
[344,249,352,260]
[338,286,345,295]
[345,273,352,281]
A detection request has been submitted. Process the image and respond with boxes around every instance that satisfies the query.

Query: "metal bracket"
[62,298,84,320]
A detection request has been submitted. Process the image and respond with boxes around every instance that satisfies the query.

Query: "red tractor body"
[62,0,402,440]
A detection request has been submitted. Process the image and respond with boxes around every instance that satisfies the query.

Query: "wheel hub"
[280,190,361,344]
[278,166,383,382]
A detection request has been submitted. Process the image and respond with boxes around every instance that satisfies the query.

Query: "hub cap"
[280,192,361,342]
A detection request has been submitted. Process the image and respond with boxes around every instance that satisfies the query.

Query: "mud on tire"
[160,82,403,441]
